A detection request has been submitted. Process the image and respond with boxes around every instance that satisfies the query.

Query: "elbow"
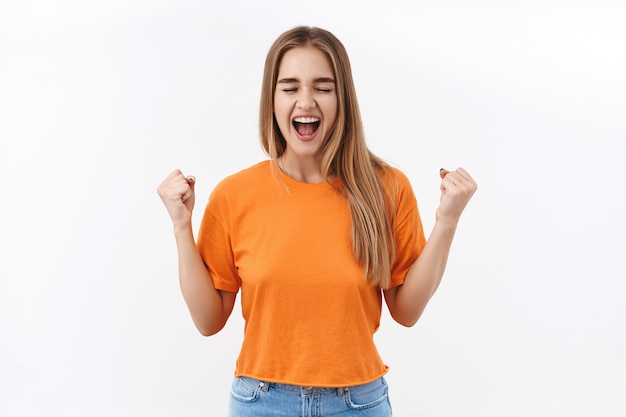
[384,286,427,329]
[195,320,226,337]
[386,293,427,328]
[399,319,418,328]
[198,328,219,337]
[197,327,222,337]
[392,314,420,328]
[389,308,424,328]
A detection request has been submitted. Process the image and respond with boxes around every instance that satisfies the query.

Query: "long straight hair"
[259,26,397,288]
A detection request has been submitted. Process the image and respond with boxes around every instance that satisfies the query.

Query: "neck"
[278,155,324,184]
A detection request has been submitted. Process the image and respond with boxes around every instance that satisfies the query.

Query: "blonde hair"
[259,26,397,288]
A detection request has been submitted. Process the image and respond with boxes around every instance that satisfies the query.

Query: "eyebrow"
[277,77,336,84]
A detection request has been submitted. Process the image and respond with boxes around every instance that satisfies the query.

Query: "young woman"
[157,26,477,417]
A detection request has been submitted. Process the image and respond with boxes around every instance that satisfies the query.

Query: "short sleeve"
[387,168,427,288]
[196,183,241,293]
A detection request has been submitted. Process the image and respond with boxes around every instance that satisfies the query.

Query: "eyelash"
[281,88,333,93]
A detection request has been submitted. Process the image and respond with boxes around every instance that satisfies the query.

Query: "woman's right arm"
[157,169,236,336]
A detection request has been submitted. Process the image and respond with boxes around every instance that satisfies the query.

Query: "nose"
[296,87,316,110]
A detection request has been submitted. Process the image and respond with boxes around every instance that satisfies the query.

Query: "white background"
[1,1,624,416]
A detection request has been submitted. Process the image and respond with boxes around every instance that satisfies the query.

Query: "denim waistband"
[238,376,384,396]
[269,383,344,396]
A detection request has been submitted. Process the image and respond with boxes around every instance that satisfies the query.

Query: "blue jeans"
[229,376,393,416]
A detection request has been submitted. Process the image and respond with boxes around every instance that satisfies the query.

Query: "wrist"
[173,221,193,237]
[432,217,458,234]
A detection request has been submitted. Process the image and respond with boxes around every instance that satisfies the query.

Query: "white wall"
[1,1,624,416]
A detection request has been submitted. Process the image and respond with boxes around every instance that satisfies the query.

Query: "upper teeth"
[294,117,319,123]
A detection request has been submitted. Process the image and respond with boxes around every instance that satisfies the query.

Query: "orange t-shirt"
[197,161,426,387]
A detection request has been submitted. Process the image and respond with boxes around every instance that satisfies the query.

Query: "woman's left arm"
[384,167,478,327]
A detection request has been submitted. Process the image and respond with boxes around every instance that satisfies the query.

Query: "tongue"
[296,122,315,136]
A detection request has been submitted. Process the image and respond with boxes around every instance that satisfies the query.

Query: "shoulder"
[380,165,415,196]
[204,160,273,213]
[378,164,420,219]
[212,160,273,193]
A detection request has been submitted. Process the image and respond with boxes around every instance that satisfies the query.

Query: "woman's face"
[273,45,338,163]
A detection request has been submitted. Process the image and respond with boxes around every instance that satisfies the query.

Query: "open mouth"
[293,117,320,136]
